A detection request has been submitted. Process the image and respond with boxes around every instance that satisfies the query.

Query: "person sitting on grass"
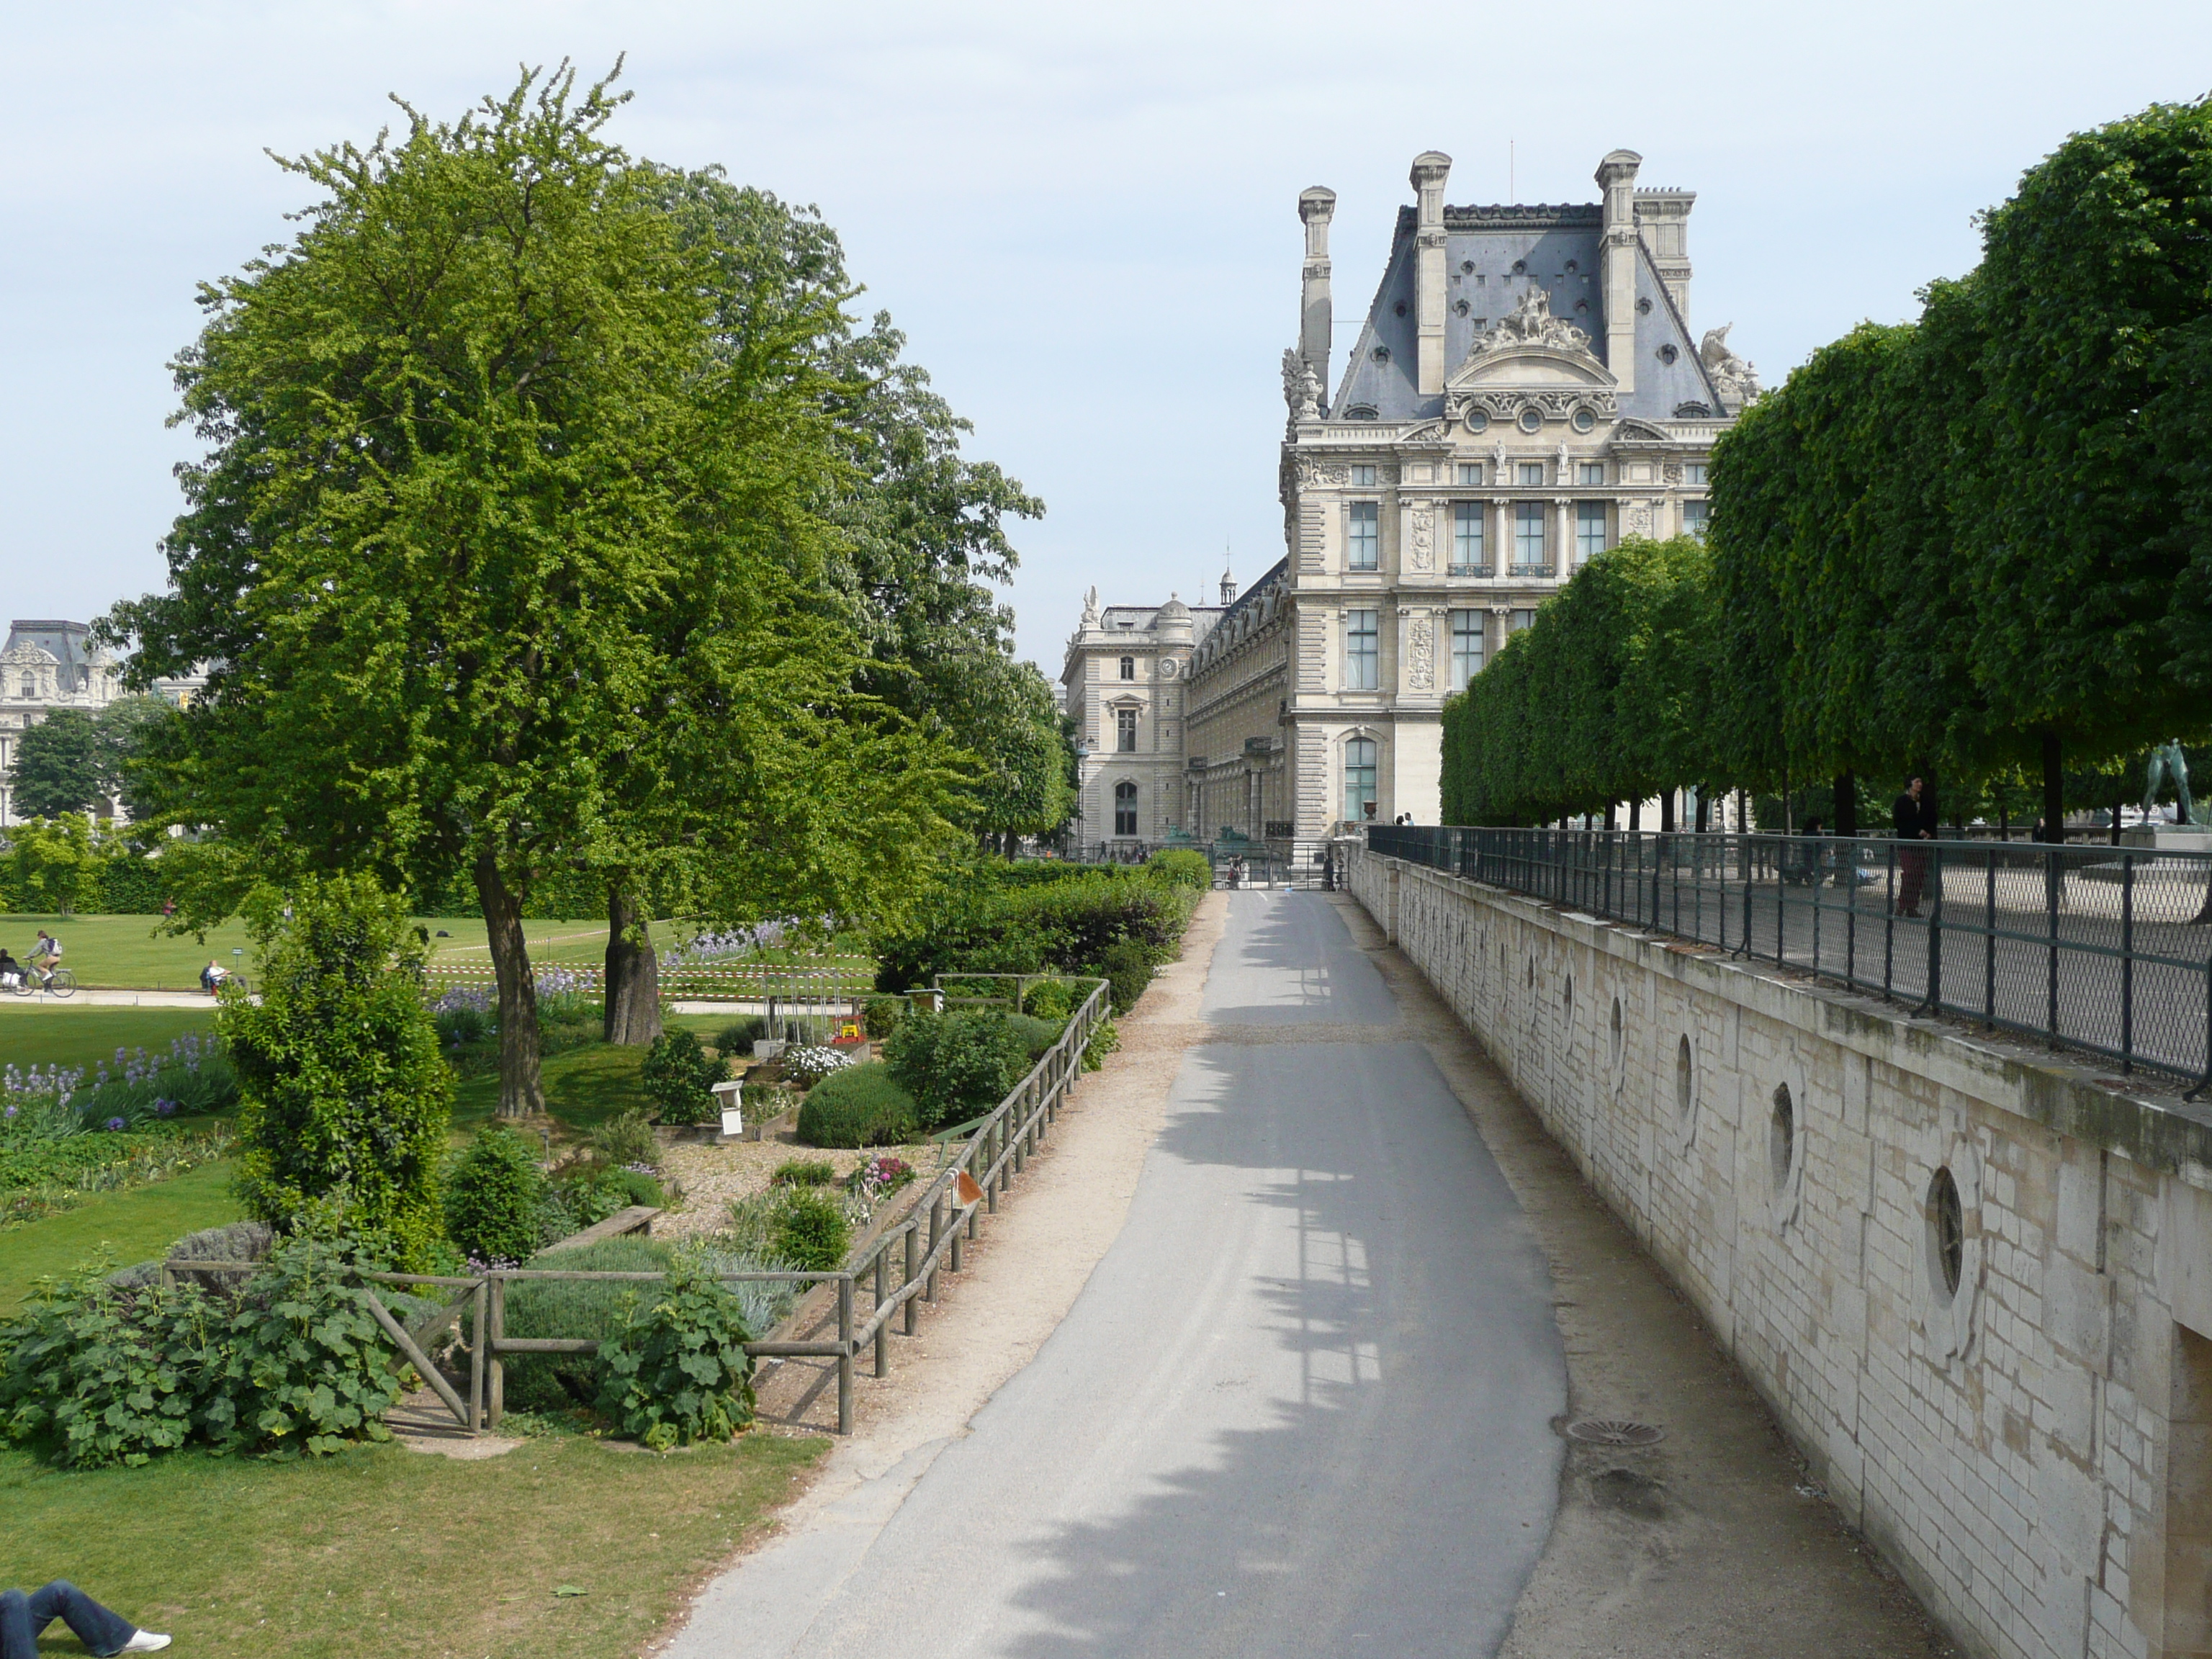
[0,1580,170,1655]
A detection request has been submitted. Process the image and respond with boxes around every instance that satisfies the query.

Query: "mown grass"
[1,1430,824,1659]
[449,1015,734,1137]
[0,1159,241,1313]
[0,1005,220,1071]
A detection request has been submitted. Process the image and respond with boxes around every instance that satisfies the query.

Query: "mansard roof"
[4,619,96,675]
[1328,203,1723,425]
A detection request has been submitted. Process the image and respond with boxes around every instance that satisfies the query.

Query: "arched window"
[1118,655,1136,680]
[1343,737,1377,823]
[1114,780,1138,837]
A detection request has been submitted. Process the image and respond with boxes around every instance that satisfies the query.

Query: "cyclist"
[29,929,61,991]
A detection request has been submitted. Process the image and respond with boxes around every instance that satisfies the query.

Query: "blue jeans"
[0,1581,137,1659]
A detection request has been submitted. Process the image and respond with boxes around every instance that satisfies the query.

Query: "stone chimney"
[1596,150,1642,396]
[1298,187,1336,399]
[1634,187,1694,320]
[1410,152,1452,397]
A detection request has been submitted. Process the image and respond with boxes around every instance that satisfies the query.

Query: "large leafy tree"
[9,709,104,819]
[1964,99,2212,830]
[114,66,964,1113]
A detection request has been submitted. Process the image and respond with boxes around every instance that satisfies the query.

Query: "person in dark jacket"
[1893,777,1935,916]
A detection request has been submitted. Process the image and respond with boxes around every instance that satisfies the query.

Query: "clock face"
[1159,658,1176,680]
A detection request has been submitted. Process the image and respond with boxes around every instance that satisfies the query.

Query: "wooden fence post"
[468,1280,487,1433]
[927,1197,943,1299]
[873,1250,889,1378]
[837,1274,854,1435]
[904,1222,919,1336]
[487,1275,505,1431]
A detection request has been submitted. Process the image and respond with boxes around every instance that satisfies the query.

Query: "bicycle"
[42,967,76,999]
[14,966,76,998]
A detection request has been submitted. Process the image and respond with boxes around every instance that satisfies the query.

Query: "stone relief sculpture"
[1281,348,1321,424]
[1409,506,1434,572]
[1468,286,1593,356]
[1407,617,1435,691]
[1699,324,1763,408]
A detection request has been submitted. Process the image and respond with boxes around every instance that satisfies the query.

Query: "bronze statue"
[2143,739,2199,826]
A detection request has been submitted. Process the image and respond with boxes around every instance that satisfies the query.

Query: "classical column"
[1555,498,1572,574]
[1411,152,1452,397]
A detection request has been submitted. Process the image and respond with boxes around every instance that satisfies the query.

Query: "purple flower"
[105,1117,127,1132]
[4,1105,16,1121]
[155,1100,177,1118]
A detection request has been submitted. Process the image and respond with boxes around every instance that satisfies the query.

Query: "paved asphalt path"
[676,890,1565,1658]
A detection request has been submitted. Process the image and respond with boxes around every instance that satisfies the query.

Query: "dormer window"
[1119,655,1135,680]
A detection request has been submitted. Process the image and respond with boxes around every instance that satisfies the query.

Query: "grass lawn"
[0,1160,241,1313]
[0,1004,220,1071]
[451,1015,736,1137]
[2,1429,824,1659]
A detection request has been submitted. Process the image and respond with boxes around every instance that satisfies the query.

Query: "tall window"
[1576,500,1608,562]
[1113,780,1138,837]
[1514,502,1547,571]
[1578,462,1606,485]
[1344,737,1377,823]
[1344,608,1380,689]
[1683,462,1708,486]
[1517,462,1545,486]
[1349,463,1377,486]
[1118,655,1135,680]
[1451,503,1485,574]
[1683,498,1709,541]
[1509,608,1537,636]
[1116,707,1138,752]
[1457,462,1483,485]
[1449,609,1484,691]
[1347,501,1380,570]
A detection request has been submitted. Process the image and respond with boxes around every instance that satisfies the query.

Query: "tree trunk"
[1834,770,1858,839]
[603,885,663,1047]
[1735,788,1748,834]
[474,851,545,1120]
[2113,775,2125,846]
[1694,790,1709,833]
[1660,789,1676,832]
[1629,798,1642,832]
[2041,729,2065,844]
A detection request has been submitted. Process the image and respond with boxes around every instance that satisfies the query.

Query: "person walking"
[1,1581,169,1655]
[1893,777,1935,917]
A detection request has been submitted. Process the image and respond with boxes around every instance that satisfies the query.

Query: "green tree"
[10,709,104,819]
[114,65,966,1110]
[94,695,179,824]
[0,813,105,914]
[1964,98,2212,832]
[222,873,451,1267]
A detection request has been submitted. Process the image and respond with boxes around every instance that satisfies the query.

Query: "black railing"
[1366,825,2212,1089]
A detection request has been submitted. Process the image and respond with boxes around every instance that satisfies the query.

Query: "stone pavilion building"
[1063,145,1758,845]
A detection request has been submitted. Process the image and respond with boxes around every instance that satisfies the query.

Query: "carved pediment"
[1448,345,1615,390]
[1608,418,1674,445]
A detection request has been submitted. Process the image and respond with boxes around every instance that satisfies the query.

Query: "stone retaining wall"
[1352,848,2212,1659]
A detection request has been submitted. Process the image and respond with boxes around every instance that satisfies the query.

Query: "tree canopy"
[111,64,976,1113]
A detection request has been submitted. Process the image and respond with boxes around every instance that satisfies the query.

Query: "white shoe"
[120,1635,172,1653]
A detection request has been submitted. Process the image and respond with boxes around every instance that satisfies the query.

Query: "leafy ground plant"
[593,1259,756,1451]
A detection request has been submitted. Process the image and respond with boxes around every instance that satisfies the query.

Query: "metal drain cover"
[1564,1418,1665,1447]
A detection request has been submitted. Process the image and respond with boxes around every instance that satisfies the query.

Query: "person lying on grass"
[0,1580,170,1656]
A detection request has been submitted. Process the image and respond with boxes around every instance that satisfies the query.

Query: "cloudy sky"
[6,1,2211,671]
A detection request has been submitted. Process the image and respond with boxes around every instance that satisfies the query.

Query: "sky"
[6,0,2212,673]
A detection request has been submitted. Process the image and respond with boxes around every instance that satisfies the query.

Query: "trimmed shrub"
[769,1187,850,1272]
[873,864,1192,993]
[640,1028,728,1125]
[770,1159,837,1187]
[883,1010,1030,1133]
[712,1016,767,1056]
[1146,848,1213,891]
[1100,938,1156,1015]
[1020,978,1076,1023]
[796,1064,920,1149]
[861,996,905,1038]
[223,873,450,1267]
[445,1126,544,1265]
[500,1236,673,1414]
[1005,1013,1060,1058]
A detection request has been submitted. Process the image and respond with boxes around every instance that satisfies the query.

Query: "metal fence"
[1365,825,2212,1090]
[1064,838,1341,888]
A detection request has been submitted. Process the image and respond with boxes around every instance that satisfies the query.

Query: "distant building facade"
[1063,145,1759,843]
[0,619,205,826]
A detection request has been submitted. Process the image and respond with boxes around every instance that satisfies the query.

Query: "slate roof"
[1328,203,1723,423]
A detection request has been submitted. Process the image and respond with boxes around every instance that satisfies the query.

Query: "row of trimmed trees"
[1444,95,2212,833]
[106,66,1072,1115]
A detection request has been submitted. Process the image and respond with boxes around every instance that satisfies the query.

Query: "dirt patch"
[652,1138,939,1243]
